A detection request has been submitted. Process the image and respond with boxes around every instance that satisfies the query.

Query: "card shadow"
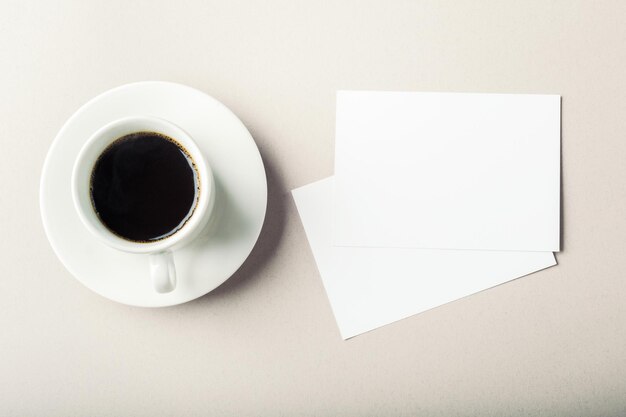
[559,97,565,252]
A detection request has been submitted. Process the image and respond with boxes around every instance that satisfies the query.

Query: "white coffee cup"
[71,116,215,293]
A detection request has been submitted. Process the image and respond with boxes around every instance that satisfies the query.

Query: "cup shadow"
[188,142,287,303]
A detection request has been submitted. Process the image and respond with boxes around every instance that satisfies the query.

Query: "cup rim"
[71,115,214,254]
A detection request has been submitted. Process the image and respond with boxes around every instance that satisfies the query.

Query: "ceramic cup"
[71,116,215,293]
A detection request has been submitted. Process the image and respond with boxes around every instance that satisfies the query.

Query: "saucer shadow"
[191,143,287,302]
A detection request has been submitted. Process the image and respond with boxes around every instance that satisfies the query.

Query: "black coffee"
[90,132,198,242]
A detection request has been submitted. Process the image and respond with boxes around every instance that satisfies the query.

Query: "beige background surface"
[1,1,625,415]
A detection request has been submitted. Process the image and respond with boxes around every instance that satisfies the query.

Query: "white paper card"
[334,91,561,252]
[293,177,556,339]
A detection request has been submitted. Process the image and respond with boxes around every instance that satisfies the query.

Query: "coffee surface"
[90,132,198,242]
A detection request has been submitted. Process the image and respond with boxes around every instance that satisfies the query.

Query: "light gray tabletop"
[1,1,625,415]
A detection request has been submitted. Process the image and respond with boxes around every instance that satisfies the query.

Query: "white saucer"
[40,81,267,307]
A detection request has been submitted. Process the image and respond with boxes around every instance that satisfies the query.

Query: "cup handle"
[149,251,176,293]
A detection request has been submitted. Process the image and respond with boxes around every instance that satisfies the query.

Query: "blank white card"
[293,178,556,339]
[334,91,561,252]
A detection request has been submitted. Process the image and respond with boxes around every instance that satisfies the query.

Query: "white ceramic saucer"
[40,81,267,307]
